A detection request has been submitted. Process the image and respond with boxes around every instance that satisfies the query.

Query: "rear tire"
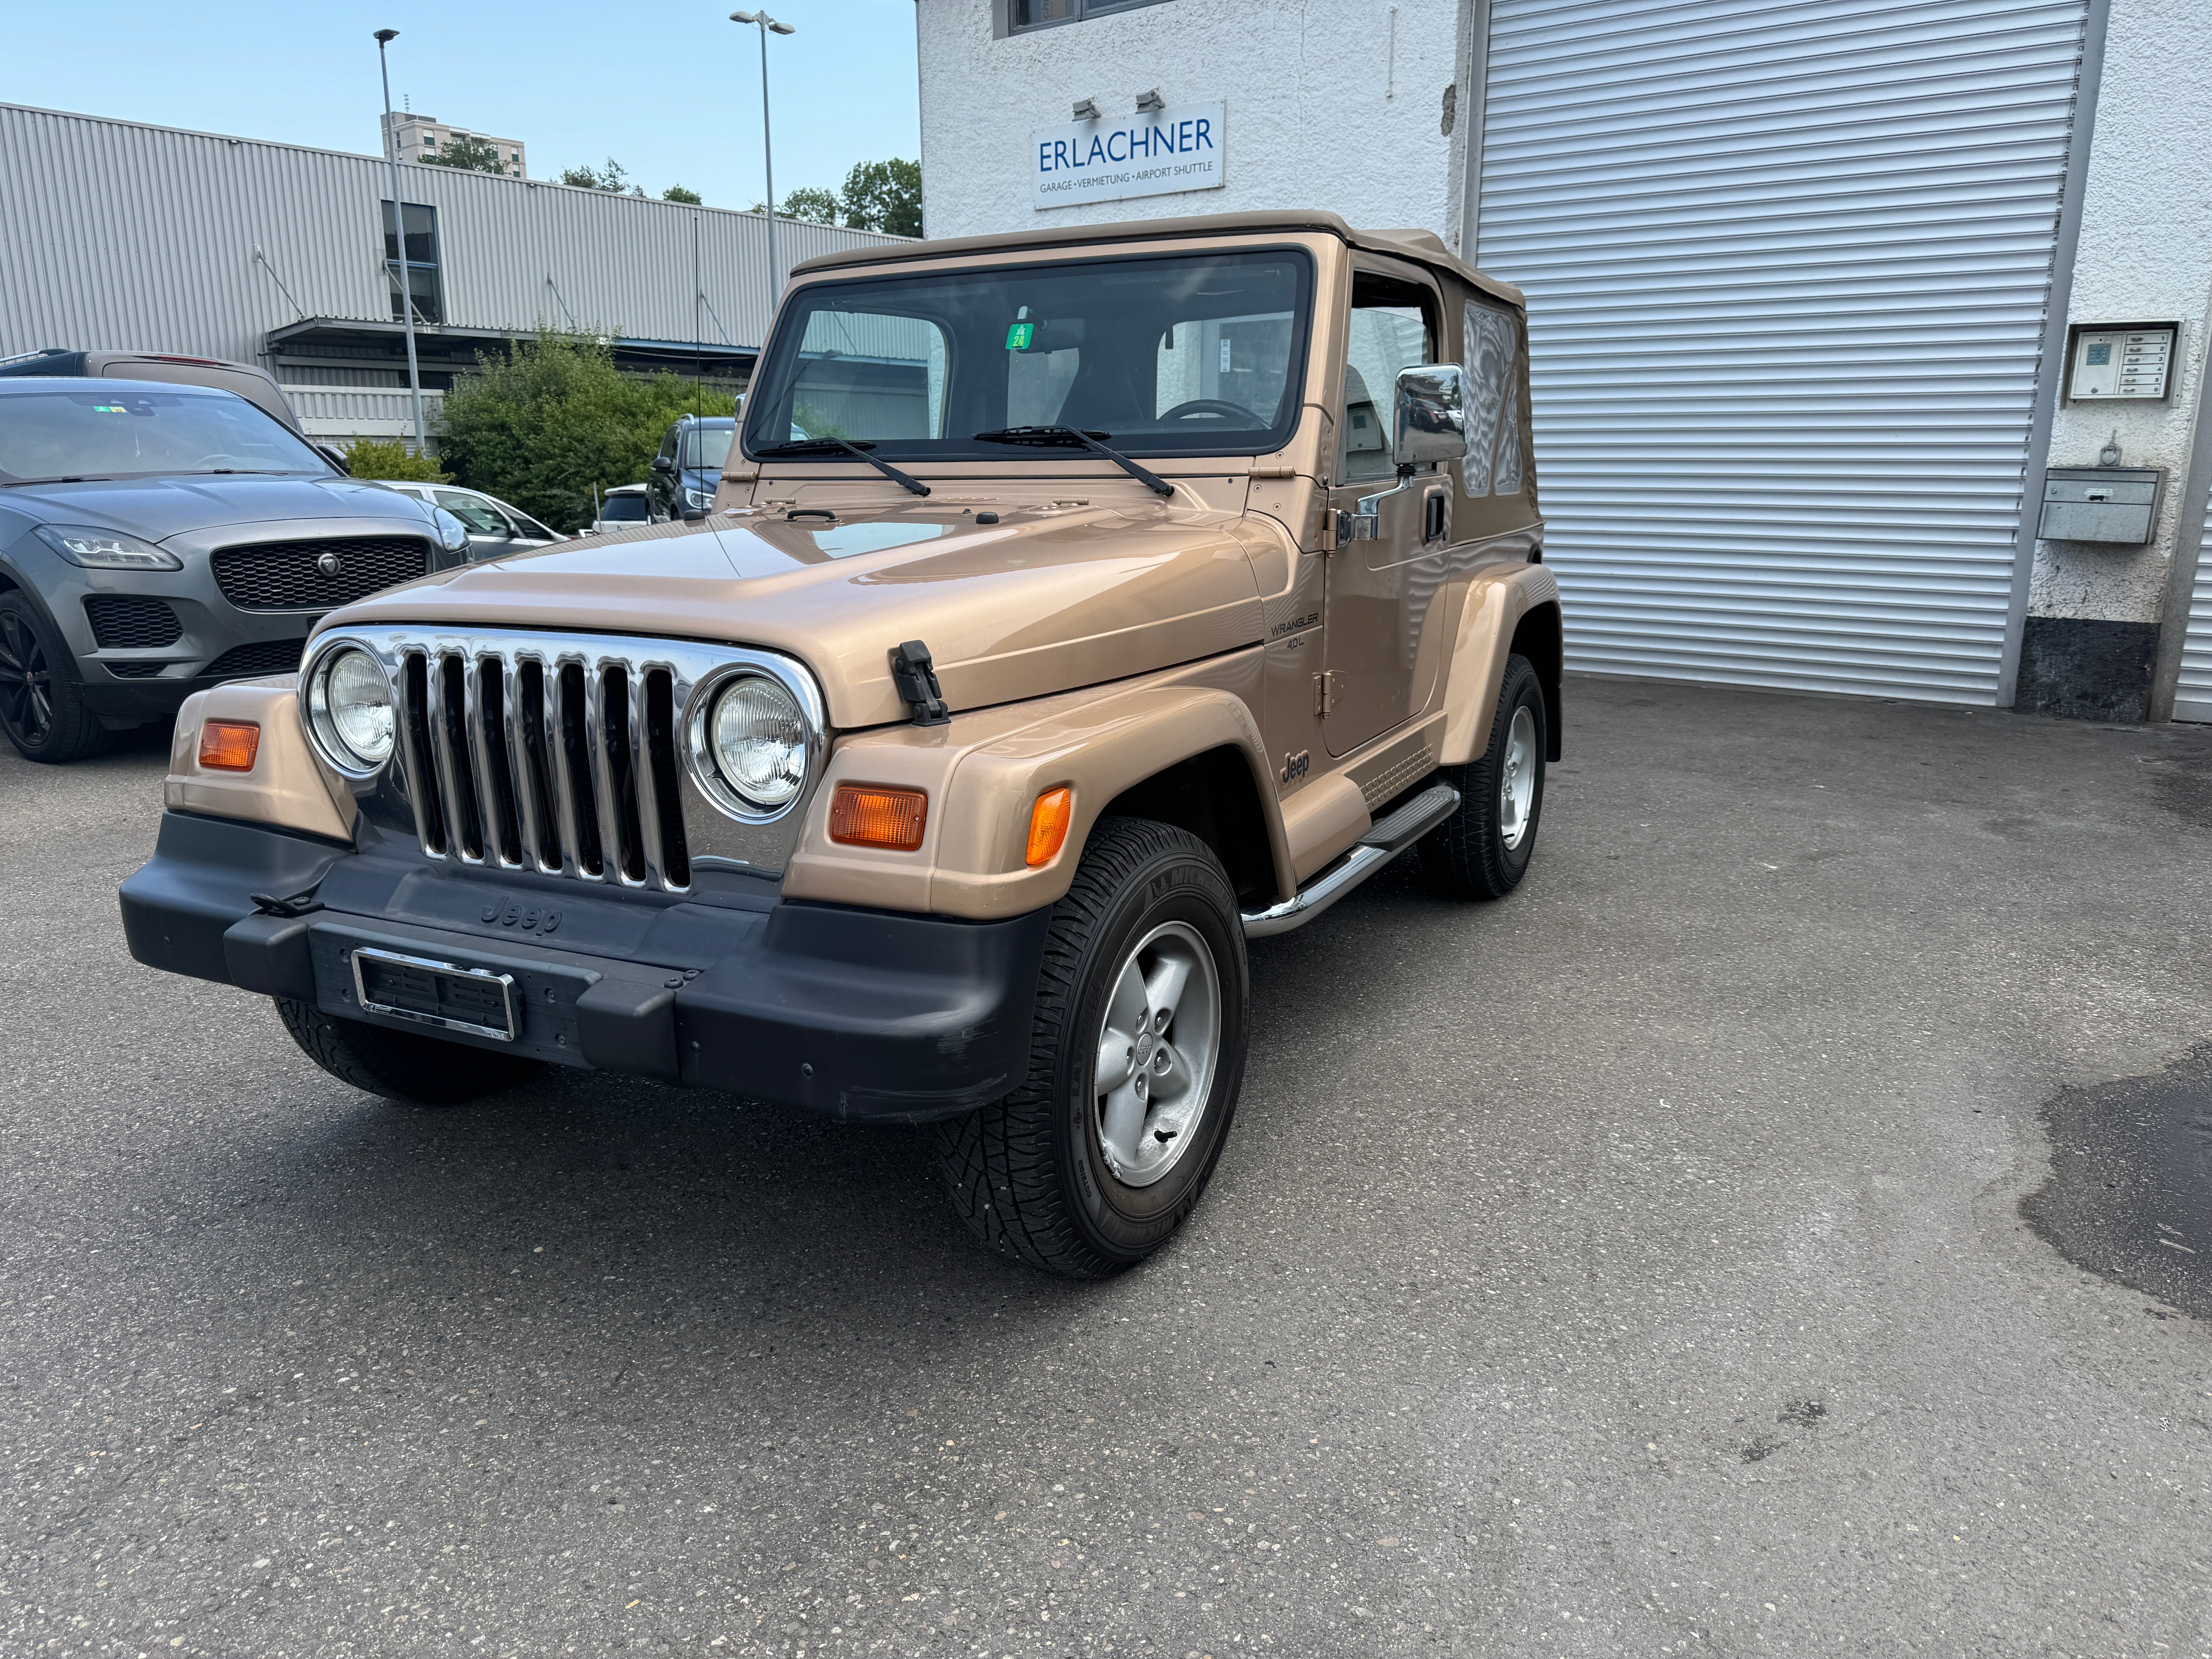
[1420,651,1546,900]
[0,591,112,763]
[934,817,1250,1279]
[274,997,542,1106]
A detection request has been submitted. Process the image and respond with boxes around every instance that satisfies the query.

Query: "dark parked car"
[0,378,471,762]
[647,413,734,522]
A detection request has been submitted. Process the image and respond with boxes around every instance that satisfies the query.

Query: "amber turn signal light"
[198,719,261,773]
[1025,786,1073,867]
[828,783,928,851]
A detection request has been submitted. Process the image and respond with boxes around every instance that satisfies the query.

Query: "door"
[2175,487,2212,723]
[1323,268,1450,756]
[1477,0,2093,702]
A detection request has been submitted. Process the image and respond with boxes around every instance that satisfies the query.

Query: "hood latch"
[890,639,951,726]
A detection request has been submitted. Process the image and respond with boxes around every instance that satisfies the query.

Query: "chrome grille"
[307,628,827,893]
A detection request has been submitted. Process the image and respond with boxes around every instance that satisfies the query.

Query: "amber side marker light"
[198,719,261,773]
[828,783,928,852]
[1026,786,1073,867]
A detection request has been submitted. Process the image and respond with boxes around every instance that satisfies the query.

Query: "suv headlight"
[34,524,182,571]
[708,675,806,809]
[304,644,395,773]
[685,486,714,509]
[431,507,471,553]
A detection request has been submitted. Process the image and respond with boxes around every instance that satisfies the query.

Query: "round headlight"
[308,647,395,771]
[709,675,806,809]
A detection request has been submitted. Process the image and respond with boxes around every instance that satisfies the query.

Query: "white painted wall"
[916,0,1467,242]
[2028,0,2212,627]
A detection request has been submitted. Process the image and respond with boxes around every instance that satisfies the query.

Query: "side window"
[1462,300,1525,497]
[380,201,442,326]
[1342,274,1435,484]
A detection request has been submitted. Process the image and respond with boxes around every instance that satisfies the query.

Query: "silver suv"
[0,378,470,761]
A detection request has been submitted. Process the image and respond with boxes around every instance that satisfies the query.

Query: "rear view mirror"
[1393,364,1468,468]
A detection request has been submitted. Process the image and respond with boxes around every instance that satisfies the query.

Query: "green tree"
[757,185,840,224]
[435,329,735,532]
[558,158,642,196]
[840,158,921,237]
[344,437,450,483]
[661,184,703,204]
[420,134,507,175]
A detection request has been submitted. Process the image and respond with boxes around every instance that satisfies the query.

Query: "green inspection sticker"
[92,404,127,413]
[1005,321,1035,351]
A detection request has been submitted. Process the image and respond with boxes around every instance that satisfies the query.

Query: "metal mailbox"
[2039,466,2163,545]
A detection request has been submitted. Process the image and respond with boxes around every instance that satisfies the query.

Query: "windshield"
[0,386,330,484]
[682,425,735,471]
[741,248,1314,463]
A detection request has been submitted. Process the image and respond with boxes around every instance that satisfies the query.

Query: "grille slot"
[345,632,823,898]
[211,537,431,611]
[201,638,307,680]
[84,595,180,649]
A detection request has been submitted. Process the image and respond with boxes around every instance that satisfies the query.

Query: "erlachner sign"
[1030,101,1225,211]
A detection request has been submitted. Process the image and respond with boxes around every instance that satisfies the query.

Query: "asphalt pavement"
[4,674,2211,1659]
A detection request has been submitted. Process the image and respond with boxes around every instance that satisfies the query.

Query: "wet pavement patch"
[2021,1041,2212,1319]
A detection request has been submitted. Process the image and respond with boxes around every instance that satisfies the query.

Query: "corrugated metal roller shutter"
[1479,0,2089,702]
[2174,497,2212,723]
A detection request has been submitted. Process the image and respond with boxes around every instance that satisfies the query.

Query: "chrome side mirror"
[1393,364,1468,468]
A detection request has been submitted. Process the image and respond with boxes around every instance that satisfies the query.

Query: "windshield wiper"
[971,426,1173,498]
[754,437,929,497]
[1,475,117,487]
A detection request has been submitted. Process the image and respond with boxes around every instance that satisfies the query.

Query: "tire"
[0,590,112,763]
[1420,651,1547,900]
[274,997,543,1106]
[934,816,1250,1279]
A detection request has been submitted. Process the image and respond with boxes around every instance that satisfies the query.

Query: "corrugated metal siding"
[1479,0,2089,702]
[0,103,899,370]
[2175,492,2212,723]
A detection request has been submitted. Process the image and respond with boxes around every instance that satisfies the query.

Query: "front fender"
[1439,565,1561,766]
[781,653,1283,920]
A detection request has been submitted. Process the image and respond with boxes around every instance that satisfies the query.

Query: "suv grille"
[202,638,307,680]
[211,537,431,611]
[397,644,694,891]
[84,595,181,649]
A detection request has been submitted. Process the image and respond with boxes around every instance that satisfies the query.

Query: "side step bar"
[1240,782,1461,939]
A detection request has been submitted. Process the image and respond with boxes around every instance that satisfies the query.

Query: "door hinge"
[1314,671,1340,716]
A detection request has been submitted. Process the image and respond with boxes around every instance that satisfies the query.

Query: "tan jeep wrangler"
[120,210,1559,1278]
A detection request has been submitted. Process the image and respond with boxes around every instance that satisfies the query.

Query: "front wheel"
[274,998,543,1106]
[934,817,1250,1279]
[0,591,111,763]
[1420,651,1547,900]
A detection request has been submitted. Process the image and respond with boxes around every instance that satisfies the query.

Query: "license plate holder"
[351,946,519,1042]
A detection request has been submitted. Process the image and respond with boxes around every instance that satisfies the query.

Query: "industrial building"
[918,0,2212,722]
[0,102,902,452]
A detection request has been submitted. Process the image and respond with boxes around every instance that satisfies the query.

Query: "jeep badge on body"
[120,209,1561,1279]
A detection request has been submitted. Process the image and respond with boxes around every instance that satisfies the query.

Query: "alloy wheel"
[1499,703,1536,852]
[1091,920,1222,1188]
[0,610,55,747]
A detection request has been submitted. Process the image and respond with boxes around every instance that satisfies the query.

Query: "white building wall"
[2027,0,2212,635]
[917,0,1467,242]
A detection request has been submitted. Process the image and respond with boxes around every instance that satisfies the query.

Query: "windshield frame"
[0,383,335,485]
[740,244,1318,466]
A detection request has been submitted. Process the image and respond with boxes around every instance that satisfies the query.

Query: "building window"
[380,201,443,326]
[1008,0,1173,33]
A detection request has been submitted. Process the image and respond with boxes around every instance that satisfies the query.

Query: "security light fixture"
[1072,96,1101,120]
[1135,88,1165,113]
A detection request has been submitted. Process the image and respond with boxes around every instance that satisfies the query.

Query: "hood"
[317,501,1283,728]
[3,474,436,543]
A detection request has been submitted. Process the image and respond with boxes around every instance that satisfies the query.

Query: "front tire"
[934,817,1250,1279]
[1420,651,1547,900]
[275,998,543,1106]
[0,591,112,763]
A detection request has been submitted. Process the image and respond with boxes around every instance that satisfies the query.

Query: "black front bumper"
[119,812,1050,1123]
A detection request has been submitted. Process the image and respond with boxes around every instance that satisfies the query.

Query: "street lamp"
[730,10,796,324]
[373,28,427,457]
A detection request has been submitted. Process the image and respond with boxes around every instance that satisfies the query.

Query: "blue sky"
[4,0,920,208]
